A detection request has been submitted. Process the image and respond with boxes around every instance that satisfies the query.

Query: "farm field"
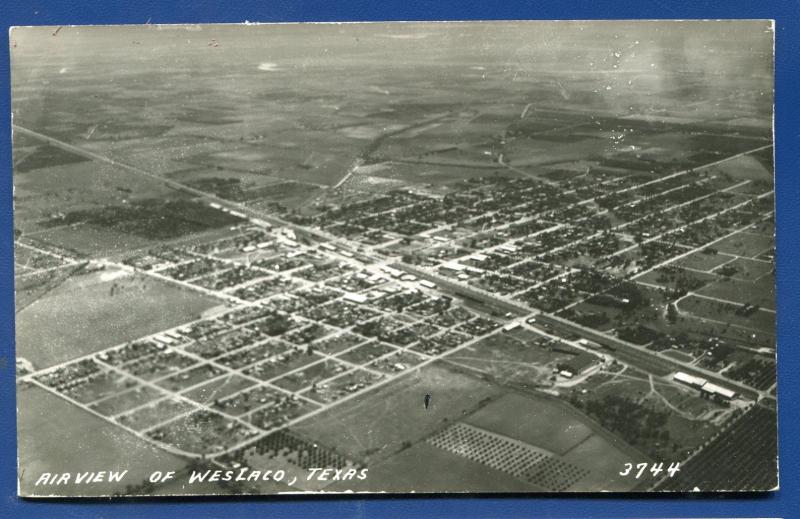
[328,440,535,493]
[13,159,178,234]
[655,405,778,491]
[462,392,642,491]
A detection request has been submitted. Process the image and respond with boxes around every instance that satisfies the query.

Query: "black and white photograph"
[11,20,777,496]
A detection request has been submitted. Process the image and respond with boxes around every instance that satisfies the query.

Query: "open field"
[22,224,160,257]
[363,161,515,187]
[677,293,774,335]
[291,363,504,464]
[16,267,219,369]
[712,231,774,258]
[443,328,580,388]
[17,385,188,497]
[717,257,774,281]
[673,251,737,271]
[560,435,637,491]
[696,275,775,311]
[708,154,773,182]
[465,393,594,455]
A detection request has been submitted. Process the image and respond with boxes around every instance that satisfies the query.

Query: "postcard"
[11,20,777,496]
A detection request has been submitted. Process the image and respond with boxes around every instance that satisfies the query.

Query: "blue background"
[0,1,797,517]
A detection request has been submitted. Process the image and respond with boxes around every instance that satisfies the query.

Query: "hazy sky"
[11,21,774,74]
[10,20,774,119]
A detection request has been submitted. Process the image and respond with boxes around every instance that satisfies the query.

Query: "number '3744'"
[620,462,680,478]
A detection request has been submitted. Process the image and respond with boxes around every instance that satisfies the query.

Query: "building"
[343,292,368,304]
[673,372,737,401]
[673,371,708,390]
[700,382,737,401]
[154,334,174,345]
[556,352,597,377]
[381,266,404,278]
[16,357,34,376]
[441,261,467,272]
[577,338,603,350]
[502,322,520,332]
[249,218,271,228]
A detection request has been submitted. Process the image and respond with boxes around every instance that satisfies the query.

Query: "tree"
[667,303,678,324]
